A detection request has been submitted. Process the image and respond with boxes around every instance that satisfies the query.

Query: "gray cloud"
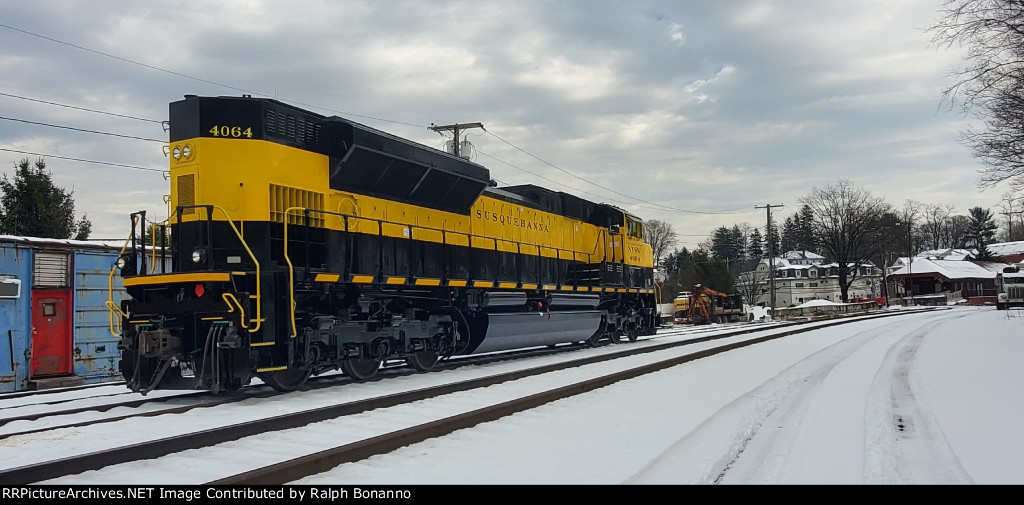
[0,0,1000,245]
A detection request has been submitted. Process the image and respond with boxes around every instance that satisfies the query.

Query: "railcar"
[110,95,658,394]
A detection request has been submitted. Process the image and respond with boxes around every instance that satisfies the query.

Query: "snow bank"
[794,299,844,308]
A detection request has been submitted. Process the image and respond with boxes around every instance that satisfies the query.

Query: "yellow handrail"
[170,204,264,332]
[222,293,248,329]
[282,206,306,338]
[206,204,264,333]
[105,224,135,338]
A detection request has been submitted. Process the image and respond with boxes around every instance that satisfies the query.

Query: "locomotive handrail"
[105,222,136,338]
[282,206,308,338]
[222,293,249,330]
[279,206,651,333]
[176,204,265,333]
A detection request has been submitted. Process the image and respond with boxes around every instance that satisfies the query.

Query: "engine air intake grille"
[270,184,324,227]
[177,174,195,215]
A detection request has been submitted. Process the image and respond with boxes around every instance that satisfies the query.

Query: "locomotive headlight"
[191,248,207,264]
[115,253,136,276]
[172,146,182,160]
[182,145,192,158]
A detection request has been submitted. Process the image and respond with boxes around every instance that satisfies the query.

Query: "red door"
[30,289,73,377]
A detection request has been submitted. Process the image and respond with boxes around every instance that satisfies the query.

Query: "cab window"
[626,217,642,239]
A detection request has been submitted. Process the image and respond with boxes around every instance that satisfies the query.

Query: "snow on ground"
[1,306,1020,484]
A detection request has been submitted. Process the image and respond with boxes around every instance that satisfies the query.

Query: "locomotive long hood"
[168,95,491,215]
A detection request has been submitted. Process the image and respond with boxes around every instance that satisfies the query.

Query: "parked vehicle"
[996,265,1024,310]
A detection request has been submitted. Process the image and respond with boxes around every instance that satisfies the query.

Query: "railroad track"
[0,320,754,438]
[0,308,940,484]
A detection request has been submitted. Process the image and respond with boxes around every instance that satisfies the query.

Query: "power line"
[0,23,425,129]
[0,148,165,172]
[0,92,164,123]
[485,130,747,215]
[1,22,751,216]
[0,116,165,142]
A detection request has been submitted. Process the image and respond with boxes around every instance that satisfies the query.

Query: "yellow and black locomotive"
[112,95,657,394]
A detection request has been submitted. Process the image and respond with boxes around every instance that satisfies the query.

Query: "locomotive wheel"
[341,358,383,381]
[627,327,638,342]
[259,367,312,392]
[407,351,439,371]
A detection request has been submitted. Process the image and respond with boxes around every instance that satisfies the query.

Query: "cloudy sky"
[0,0,1007,246]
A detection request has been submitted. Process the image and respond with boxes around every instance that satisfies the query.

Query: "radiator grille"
[177,174,195,215]
[270,184,324,226]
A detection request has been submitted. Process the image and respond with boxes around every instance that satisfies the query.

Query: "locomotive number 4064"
[208,125,253,138]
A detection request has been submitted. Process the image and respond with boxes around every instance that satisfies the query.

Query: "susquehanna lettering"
[475,209,550,233]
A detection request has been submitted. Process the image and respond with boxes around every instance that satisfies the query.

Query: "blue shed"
[0,235,131,392]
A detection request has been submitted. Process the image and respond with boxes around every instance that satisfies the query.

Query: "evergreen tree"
[968,206,998,260]
[781,215,799,253]
[711,225,746,267]
[747,228,764,259]
[0,158,92,239]
[797,204,817,253]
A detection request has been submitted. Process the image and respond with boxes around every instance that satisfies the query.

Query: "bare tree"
[898,200,923,257]
[997,191,1024,241]
[920,203,955,250]
[643,219,677,269]
[734,268,766,308]
[929,1,1024,190]
[800,180,891,302]
[947,214,972,248]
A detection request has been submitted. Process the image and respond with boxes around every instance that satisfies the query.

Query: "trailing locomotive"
[110,95,658,394]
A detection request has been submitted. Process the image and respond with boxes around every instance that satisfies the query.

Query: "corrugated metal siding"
[0,244,32,392]
[73,250,125,383]
[33,251,70,288]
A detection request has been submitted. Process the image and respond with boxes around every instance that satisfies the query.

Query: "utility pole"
[429,122,484,158]
[907,224,914,305]
[756,203,784,316]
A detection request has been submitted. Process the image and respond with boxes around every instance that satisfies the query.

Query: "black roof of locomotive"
[169,95,491,214]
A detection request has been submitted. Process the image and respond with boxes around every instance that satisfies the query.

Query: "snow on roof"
[916,248,976,261]
[781,250,825,260]
[988,241,1024,257]
[888,258,1006,279]
[0,234,130,251]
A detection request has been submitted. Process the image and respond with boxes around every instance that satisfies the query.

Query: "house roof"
[916,248,976,261]
[781,250,825,260]
[989,241,1024,257]
[887,258,1006,280]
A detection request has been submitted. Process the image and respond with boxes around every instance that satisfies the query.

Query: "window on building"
[810,283,817,287]
[795,283,804,287]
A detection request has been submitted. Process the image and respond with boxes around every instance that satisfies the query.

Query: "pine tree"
[797,204,817,253]
[747,228,764,259]
[0,157,92,239]
[781,215,799,253]
[968,206,998,260]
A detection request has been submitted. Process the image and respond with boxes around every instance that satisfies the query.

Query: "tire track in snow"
[863,313,974,484]
[625,310,968,484]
